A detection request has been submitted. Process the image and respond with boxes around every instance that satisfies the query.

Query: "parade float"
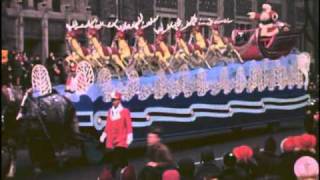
[33,4,311,144]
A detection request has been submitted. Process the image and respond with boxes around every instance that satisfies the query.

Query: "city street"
[2,1,318,180]
[13,120,304,180]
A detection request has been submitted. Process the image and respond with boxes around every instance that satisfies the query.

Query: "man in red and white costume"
[248,3,280,38]
[99,91,133,177]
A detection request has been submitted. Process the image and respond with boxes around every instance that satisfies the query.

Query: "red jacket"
[103,107,133,149]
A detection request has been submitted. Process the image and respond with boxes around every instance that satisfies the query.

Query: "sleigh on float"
[231,27,300,60]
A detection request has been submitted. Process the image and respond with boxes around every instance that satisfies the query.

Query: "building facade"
[2,0,318,70]
[2,0,94,62]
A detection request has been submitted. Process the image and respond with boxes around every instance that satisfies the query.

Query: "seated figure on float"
[82,19,126,73]
[188,15,211,68]
[153,22,174,73]
[247,3,290,47]
[230,3,293,61]
[170,18,194,68]
[201,18,231,56]
[200,18,243,64]
[130,14,159,72]
[108,20,133,68]
[65,20,99,67]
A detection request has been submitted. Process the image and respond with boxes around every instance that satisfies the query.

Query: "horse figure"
[170,18,196,69]
[65,20,101,68]
[82,19,126,77]
[153,22,174,74]
[201,18,243,66]
[130,13,159,74]
[105,20,133,70]
[188,15,211,68]
[2,86,95,177]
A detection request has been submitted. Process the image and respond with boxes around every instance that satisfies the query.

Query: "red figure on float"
[65,60,77,93]
[99,91,133,177]
[247,3,279,38]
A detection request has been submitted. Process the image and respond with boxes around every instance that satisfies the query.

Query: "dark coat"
[195,162,221,180]
[219,166,247,180]
[254,151,282,178]
[146,143,174,167]
[279,152,297,180]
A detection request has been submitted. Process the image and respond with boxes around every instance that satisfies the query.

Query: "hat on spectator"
[111,91,122,100]
[280,136,296,152]
[148,125,162,137]
[162,169,180,180]
[292,135,305,151]
[300,133,317,152]
[294,156,319,179]
[232,145,253,162]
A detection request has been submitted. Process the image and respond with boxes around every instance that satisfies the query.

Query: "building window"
[89,0,100,16]
[199,0,217,13]
[295,7,305,23]
[236,0,252,17]
[34,0,42,10]
[235,23,251,30]
[156,0,177,9]
[52,0,61,12]
[203,26,210,39]
[22,0,28,8]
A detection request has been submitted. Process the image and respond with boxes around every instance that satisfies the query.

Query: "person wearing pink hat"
[99,91,133,178]
[294,156,319,180]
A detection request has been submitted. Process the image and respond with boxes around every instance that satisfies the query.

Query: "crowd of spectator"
[2,49,68,90]
[98,107,319,180]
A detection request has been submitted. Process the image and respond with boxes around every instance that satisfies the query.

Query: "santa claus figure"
[248,3,280,38]
[99,91,133,177]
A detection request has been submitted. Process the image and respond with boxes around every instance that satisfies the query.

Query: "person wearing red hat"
[294,134,318,162]
[99,91,133,178]
[162,169,180,180]
[232,145,258,179]
[233,145,254,163]
[280,136,300,180]
[300,134,317,153]
[280,136,296,153]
